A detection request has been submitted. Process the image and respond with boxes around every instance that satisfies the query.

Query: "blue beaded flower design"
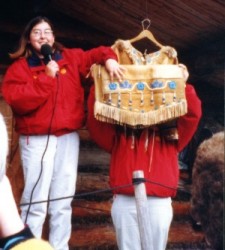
[120,80,132,89]
[168,81,177,89]
[109,82,117,90]
[150,80,163,88]
[137,82,145,90]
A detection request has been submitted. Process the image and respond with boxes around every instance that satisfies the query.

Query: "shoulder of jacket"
[6,58,27,73]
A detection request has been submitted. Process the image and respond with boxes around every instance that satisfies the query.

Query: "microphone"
[40,44,53,64]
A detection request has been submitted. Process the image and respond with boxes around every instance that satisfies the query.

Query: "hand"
[105,59,126,82]
[178,64,189,82]
[0,176,25,236]
[45,60,59,78]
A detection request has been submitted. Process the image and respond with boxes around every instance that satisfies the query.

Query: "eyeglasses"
[31,29,53,38]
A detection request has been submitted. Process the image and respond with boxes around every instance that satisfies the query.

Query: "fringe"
[94,100,187,127]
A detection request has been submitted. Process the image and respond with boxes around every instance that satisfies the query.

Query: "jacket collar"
[27,50,63,67]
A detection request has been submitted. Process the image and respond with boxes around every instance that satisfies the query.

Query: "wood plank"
[168,220,204,244]
[72,200,111,218]
[69,225,116,249]
[69,220,205,249]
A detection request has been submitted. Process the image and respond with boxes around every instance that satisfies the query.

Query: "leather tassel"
[131,130,135,149]
[144,128,149,152]
[148,129,155,172]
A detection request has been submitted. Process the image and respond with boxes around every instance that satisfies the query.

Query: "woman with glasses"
[2,16,124,250]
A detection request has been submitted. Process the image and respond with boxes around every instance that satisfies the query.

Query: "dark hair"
[10,16,63,59]
[191,132,224,250]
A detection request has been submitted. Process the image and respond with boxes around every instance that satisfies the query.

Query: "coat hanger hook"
[141,18,151,30]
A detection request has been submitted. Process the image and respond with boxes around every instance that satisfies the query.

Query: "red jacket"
[87,84,202,197]
[2,47,117,136]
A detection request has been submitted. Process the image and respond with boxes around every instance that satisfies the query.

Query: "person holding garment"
[87,66,202,250]
[0,113,53,250]
[1,16,125,250]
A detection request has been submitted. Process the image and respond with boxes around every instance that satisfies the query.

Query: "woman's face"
[29,21,55,56]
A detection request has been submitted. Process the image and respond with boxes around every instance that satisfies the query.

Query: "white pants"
[19,132,79,250]
[111,195,173,250]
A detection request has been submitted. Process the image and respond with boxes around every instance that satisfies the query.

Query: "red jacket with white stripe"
[87,84,202,197]
[2,47,117,136]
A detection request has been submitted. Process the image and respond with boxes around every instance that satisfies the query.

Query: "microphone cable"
[24,73,60,224]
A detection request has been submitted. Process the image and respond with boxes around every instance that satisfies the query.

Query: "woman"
[2,16,124,250]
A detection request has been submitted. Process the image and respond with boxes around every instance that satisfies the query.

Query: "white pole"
[133,170,153,250]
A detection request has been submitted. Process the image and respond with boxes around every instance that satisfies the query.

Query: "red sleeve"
[2,59,55,115]
[68,46,118,78]
[87,85,116,153]
[177,84,202,151]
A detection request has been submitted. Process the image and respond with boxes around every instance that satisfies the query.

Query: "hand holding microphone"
[40,44,59,78]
